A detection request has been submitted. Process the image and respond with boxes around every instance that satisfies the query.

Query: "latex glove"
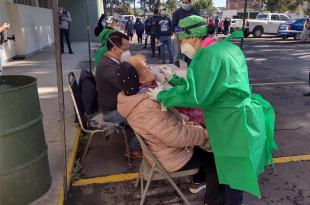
[160,66,175,81]
[147,87,162,101]
[156,73,166,84]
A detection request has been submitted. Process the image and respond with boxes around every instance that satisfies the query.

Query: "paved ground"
[65,36,310,205]
[2,42,100,205]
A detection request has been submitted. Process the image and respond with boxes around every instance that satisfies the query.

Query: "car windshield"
[256,14,268,20]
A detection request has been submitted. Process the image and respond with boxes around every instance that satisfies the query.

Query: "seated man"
[116,62,238,205]
[95,31,141,158]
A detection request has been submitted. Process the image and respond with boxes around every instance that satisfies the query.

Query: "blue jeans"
[159,36,174,64]
[103,110,141,152]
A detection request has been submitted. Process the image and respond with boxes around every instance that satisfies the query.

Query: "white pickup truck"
[245,13,290,37]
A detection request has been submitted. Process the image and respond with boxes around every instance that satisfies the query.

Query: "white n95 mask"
[180,43,196,59]
[120,50,131,62]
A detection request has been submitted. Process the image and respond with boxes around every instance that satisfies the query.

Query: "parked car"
[230,18,243,33]
[278,17,307,40]
[245,13,290,38]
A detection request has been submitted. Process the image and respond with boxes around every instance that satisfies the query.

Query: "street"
[65,36,310,205]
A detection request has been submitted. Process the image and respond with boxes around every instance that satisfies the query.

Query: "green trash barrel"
[0,75,51,205]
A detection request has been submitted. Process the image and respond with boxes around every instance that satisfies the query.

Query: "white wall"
[6,2,54,57]
[0,0,16,61]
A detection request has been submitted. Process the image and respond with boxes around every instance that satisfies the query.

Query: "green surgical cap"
[178,15,208,39]
[98,28,115,44]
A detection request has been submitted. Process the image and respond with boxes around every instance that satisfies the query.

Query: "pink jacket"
[117,93,207,172]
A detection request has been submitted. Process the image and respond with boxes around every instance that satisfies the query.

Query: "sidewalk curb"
[57,127,81,205]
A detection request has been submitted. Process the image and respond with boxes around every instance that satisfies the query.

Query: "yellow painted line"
[72,154,310,187]
[273,154,310,164]
[57,188,64,205]
[66,127,81,188]
[251,81,307,86]
[72,172,138,187]
[56,127,81,205]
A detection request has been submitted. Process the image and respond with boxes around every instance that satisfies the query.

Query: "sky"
[213,0,226,7]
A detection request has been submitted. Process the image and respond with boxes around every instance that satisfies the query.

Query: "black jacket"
[156,15,172,37]
[171,7,198,32]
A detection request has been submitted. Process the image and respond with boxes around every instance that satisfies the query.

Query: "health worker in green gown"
[148,15,278,197]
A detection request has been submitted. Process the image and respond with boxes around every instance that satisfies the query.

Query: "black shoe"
[69,51,74,54]
[61,51,64,54]
[303,91,310,96]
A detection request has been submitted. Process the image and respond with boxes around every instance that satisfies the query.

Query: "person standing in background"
[171,0,198,66]
[0,22,10,74]
[59,5,73,54]
[150,10,160,57]
[156,8,173,64]
[214,16,219,35]
[143,15,152,49]
[125,17,134,42]
[134,18,144,44]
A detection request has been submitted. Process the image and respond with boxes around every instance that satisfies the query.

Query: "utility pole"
[240,0,248,50]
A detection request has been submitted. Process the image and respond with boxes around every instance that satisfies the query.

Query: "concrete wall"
[0,0,16,61]
[62,0,103,41]
[6,3,54,57]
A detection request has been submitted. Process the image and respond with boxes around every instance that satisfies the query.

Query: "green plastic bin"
[0,75,51,205]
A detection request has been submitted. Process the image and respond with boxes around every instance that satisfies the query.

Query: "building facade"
[226,0,256,10]
[1,0,103,63]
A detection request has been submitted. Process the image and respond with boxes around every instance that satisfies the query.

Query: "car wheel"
[253,27,263,38]
[282,35,288,40]
[230,27,235,34]
[294,33,301,40]
[244,30,250,38]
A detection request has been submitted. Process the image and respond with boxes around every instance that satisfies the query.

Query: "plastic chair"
[134,132,198,205]
[67,72,131,165]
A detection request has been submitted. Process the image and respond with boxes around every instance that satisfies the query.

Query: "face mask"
[161,11,167,16]
[120,50,131,62]
[101,21,107,27]
[180,43,196,59]
[59,8,63,13]
[181,3,191,11]
[180,39,200,59]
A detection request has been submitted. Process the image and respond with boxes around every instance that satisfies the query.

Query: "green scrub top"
[157,36,278,197]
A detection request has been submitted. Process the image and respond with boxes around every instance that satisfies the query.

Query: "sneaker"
[189,182,206,194]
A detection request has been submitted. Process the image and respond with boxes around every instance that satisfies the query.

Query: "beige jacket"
[117,93,207,172]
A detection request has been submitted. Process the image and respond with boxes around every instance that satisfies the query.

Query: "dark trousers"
[150,35,160,57]
[60,29,72,53]
[180,147,243,205]
[144,35,149,48]
[137,33,143,43]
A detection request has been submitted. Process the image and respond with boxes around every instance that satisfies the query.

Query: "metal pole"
[51,0,68,196]
[240,0,248,50]
[86,0,92,72]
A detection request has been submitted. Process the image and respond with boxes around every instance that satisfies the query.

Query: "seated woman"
[116,62,231,205]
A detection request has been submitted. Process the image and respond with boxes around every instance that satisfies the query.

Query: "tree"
[192,0,213,10]
[253,0,306,13]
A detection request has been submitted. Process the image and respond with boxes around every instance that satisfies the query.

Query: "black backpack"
[78,69,99,116]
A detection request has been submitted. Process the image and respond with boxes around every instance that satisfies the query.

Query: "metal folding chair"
[134,132,199,205]
[67,72,131,165]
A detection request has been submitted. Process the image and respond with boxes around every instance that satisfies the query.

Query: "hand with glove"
[160,66,175,82]
[147,87,163,100]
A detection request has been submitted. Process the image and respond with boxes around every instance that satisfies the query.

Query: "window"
[256,14,267,20]
[271,15,280,21]
[38,0,48,8]
[13,0,32,5]
[280,15,290,21]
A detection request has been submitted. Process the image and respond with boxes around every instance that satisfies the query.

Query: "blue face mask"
[181,3,191,11]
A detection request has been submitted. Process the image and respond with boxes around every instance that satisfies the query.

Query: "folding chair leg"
[163,172,191,205]
[81,132,95,161]
[135,163,142,188]
[122,129,131,166]
[140,165,155,205]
